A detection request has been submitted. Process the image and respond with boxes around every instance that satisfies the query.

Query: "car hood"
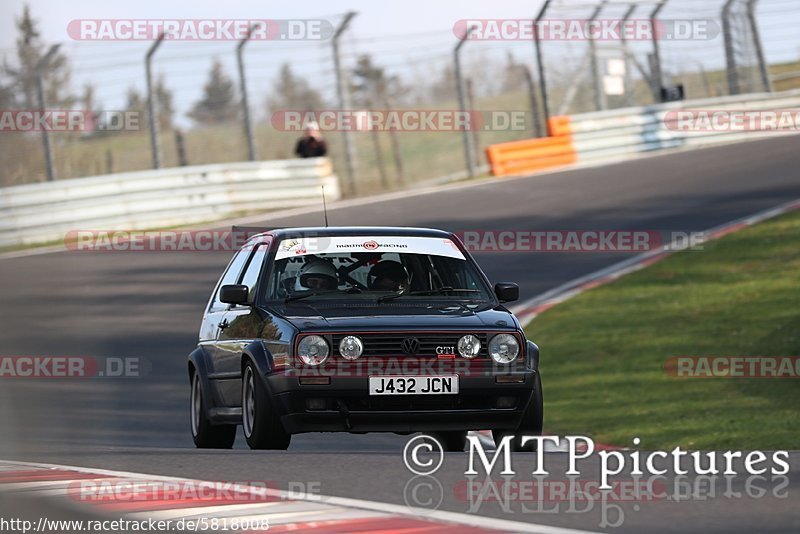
[270,303,518,331]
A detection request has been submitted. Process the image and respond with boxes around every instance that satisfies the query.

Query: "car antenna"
[321,186,329,227]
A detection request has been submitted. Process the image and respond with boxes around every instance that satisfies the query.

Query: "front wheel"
[191,371,236,449]
[242,362,291,450]
[493,372,543,452]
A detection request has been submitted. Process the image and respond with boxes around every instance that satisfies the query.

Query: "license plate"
[368,375,459,395]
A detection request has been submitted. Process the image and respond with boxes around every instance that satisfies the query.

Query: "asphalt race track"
[1,136,799,532]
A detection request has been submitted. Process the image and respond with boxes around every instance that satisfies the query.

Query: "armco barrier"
[569,89,800,163]
[0,158,339,248]
[485,117,576,177]
[486,90,800,177]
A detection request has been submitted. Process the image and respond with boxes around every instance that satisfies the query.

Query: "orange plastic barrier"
[485,116,575,177]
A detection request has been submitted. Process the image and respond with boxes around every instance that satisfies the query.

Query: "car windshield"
[265,236,492,302]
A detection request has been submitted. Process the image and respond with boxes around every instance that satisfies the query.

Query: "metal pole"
[516,64,542,137]
[237,24,259,161]
[34,45,60,182]
[332,11,358,196]
[589,1,609,111]
[366,99,388,189]
[466,78,481,167]
[696,61,714,97]
[145,33,165,169]
[534,0,552,131]
[385,97,405,186]
[650,0,668,102]
[722,0,740,95]
[747,0,772,92]
[454,25,476,178]
[620,4,637,106]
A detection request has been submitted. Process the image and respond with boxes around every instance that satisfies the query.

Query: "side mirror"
[494,282,519,303]
[219,284,250,305]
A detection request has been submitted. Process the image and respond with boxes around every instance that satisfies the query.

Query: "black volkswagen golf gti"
[188,227,542,451]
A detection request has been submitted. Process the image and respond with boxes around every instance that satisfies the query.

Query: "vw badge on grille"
[401,337,420,356]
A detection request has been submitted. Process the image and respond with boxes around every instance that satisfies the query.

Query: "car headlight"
[488,334,520,364]
[339,335,364,360]
[457,334,481,359]
[297,335,330,366]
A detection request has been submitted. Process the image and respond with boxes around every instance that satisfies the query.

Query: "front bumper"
[265,371,537,433]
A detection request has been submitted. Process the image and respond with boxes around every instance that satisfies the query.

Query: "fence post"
[454,25,476,178]
[384,97,405,186]
[34,45,61,182]
[175,130,188,166]
[620,4,637,106]
[332,12,358,196]
[746,0,772,92]
[466,78,481,166]
[533,0,553,130]
[649,0,668,101]
[589,1,609,111]
[517,64,542,137]
[366,99,388,190]
[722,0,740,95]
[145,33,165,169]
[237,24,260,161]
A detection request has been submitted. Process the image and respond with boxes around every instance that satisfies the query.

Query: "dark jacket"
[295,136,327,158]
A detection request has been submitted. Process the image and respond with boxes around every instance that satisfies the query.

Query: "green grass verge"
[525,210,800,450]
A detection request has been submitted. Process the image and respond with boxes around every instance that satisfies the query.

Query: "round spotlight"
[339,335,364,360]
[457,334,481,359]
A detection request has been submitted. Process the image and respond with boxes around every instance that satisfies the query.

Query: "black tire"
[493,372,543,452]
[191,371,236,449]
[428,431,468,452]
[242,361,291,450]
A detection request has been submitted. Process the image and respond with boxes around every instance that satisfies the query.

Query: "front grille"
[331,332,490,358]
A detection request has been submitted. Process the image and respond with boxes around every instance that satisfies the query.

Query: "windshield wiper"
[376,286,409,303]
[285,291,328,303]
[408,287,481,296]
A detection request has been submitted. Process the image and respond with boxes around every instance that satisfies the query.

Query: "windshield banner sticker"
[275,236,466,260]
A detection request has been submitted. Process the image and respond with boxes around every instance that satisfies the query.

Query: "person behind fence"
[294,122,328,158]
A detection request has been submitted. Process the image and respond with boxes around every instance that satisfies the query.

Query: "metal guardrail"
[0,158,339,248]
[568,90,800,163]
[485,90,800,177]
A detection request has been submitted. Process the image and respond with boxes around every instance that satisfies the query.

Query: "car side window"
[239,246,267,303]
[209,249,251,312]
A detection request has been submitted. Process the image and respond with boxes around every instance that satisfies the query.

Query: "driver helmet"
[295,260,338,291]
[368,260,409,291]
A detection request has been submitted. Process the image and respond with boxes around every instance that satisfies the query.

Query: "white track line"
[0,459,599,534]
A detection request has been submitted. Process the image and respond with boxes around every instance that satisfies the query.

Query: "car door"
[215,240,270,406]
[198,247,252,405]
